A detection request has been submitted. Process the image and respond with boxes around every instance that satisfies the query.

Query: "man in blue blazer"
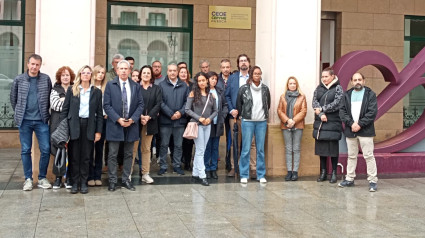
[225,54,257,178]
[104,60,144,191]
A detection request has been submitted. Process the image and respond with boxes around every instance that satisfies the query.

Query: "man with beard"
[152,60,166,85]
[338,72,378,192]
[225,54,257,178]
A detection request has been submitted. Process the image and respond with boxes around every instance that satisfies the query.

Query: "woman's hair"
[139,65,154,84]
[206,71,218,88]
[178,66,191,83]
[132,69,140,82]
[91,65,106,93]
[247,66,262,84]
[283,76,304,96]
[72,65,93,97]
[192,72,210,105]
[55,66,75,85]
[322,67,335,75]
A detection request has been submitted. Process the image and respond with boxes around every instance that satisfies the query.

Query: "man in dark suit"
[104,60,144,191]
[225,54,257,178]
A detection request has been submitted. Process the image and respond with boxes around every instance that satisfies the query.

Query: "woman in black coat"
[204,71,228,179]
[312,67,343,184]
[61,65,103,194]
[137,65,162,184]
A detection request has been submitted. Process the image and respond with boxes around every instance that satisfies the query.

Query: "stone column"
[256,0,321,176]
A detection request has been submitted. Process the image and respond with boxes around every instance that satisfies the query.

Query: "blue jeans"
[19,119,50,180]
[239,120,267,180]
[204,136,220,171]
[282,129,303,172]
[159,126,185,169]
[193,125,210,178]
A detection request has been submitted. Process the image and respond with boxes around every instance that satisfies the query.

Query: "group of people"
[10,52,379,194]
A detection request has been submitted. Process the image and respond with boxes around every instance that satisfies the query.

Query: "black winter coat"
[339,87,377,138]
[312,80,343,141]
[210,87,228,137]
[159,77,189,127]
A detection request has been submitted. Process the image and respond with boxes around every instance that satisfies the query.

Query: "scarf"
[285,90,299,119]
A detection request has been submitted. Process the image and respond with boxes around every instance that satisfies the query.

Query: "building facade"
[1,0,424,176]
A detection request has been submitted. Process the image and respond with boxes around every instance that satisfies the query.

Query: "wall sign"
[208,6,251,29]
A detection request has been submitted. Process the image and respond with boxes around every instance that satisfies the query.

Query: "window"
[403,16,425,129]
[0,0,25,128]
[107,2,193,75]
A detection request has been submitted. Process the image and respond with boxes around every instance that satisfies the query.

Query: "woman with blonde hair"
[61,65,103,194]
[89,65,107,186]
[277,76,307,181]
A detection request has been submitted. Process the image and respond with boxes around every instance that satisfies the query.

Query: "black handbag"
[53,146,67,176]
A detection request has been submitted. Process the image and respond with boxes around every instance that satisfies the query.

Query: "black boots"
[285,171,292,181]
[317,169,327,182]
[291,171,298,181]
[206,171,211,179]
[329,170,337,183]
[211,170,218,179]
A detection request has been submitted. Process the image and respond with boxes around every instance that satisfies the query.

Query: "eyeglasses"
[81,72,92,75]
[253,73,262,76]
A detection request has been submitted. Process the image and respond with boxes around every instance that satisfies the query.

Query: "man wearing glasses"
[152,60,166,85]
[225,54,257,178]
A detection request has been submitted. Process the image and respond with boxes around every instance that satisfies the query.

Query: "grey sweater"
[185,94,218,124]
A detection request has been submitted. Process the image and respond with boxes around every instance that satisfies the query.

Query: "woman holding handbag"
[277,76,307,181]
[185,72,217,186]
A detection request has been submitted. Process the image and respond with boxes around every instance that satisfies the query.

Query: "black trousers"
[68,118,93,185]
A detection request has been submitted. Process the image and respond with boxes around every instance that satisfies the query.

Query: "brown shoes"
[227,169,235,177]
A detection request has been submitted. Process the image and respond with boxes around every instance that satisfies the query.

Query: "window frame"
[0,0,25,130]
[107,1,193,73]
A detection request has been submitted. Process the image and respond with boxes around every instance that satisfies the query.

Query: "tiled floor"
[1,148,425,237]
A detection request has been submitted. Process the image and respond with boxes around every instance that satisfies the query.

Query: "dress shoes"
[108,182,116,192]
[200,178,209,186]
[80,184,88,194]
[211,170,218,179]
[227,169,235,177]
[122,180,135,191]
[71,184,78,194]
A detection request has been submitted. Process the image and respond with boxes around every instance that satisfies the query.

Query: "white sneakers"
[37,178,52,189]
[240,178,267,184]
[142,174,154,184]
[23,178,33,191]
[23,178,52,191]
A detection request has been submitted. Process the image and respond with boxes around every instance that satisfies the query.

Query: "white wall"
[256,0,321,124]
[36,0,96,79]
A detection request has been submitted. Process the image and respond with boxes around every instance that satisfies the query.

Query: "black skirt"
[315,140,339,157]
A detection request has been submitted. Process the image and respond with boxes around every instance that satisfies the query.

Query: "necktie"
[122,82,128,119]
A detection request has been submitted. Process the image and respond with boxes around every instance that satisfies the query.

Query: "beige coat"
[277,93,307,129]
